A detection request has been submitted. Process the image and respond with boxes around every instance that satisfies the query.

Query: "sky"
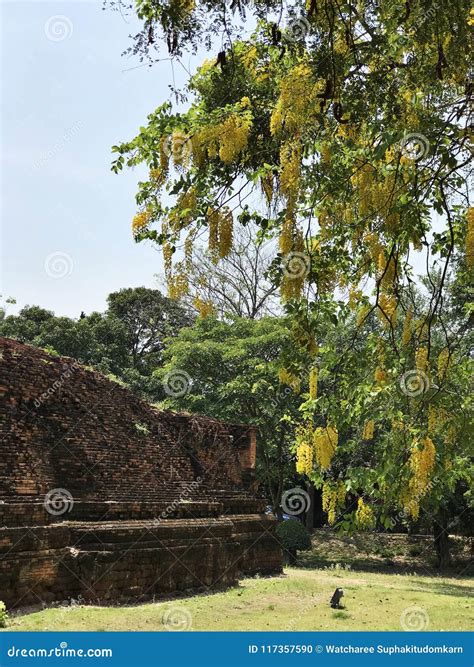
[0,2,443,319]
[1,0,203,317]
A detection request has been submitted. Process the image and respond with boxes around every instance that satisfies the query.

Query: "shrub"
[0,601,8,628]
[276,520,312,565]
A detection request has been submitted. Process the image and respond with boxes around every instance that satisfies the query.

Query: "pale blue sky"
[1,0,201,317]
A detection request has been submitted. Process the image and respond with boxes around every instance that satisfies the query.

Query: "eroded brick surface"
[0,338,282,609]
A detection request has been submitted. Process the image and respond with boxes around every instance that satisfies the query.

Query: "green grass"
[6,568,473,632]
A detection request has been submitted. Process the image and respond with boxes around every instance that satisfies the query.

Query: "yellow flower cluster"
[296,442,313,475]
[173,0,196,14]
[171,130,192,168]
[355,498,375,530]
[437,348,450,380]
[159,136,170,172]
[280,227,306,302]
[206,207,234,259]
[374,366,388,385]
[356,303,371,327]
[132,210,151,234]
[415,347,429,373]
[149,167,166,187]
[193,296,214,318]
[363,420,375,441]
[428,405,447,434]
[309,367,318,400]
[378,293,397,328]
[169,187,197,231]
[270,63,324,135]
[313,425,338,470]
[348,286,362,310]
[278,368,301,393]
[408,436,436,510]
[351,164,375,217]
[280,140,301,210]
[193,105,252,166]
[279,216,295,254]
[402,307,413,346]
[218,113,252,164]
[296,423,314,475]
[363,232,383,267]
[321,481,345,525]
[320,142,331,167]
[167,266,189,299]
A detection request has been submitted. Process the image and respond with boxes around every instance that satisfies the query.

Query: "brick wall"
[0,338,282,609]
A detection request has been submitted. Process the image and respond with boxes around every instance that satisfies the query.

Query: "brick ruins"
[0,337,282,609]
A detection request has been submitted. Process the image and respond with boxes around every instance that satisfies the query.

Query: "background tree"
[0,287,192,401]
[171,223,281,319]
[156,316,306,510]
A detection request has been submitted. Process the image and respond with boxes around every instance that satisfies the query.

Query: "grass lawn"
[6,568,473,632]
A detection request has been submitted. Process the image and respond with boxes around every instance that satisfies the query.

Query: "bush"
[0,601,8,628]
[276,520,312,565]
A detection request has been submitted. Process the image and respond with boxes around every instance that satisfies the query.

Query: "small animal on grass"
[330,588,344,609]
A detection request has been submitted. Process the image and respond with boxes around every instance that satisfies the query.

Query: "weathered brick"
[0,338,282,609]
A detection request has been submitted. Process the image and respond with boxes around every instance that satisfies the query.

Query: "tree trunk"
[433,516,452,570]
[305,483,315,533]
[287,548,297,565]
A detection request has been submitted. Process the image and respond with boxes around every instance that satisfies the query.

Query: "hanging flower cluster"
[313,425,338,470]
[206,207,234,259]
[132,210,151,235]
[295,423,313,475]
[309,367,318,400]
[193,296,214,318]
[362,420,375,441]
[322,481,346,525]
[403,437,436,520]
[355,498,376,530]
